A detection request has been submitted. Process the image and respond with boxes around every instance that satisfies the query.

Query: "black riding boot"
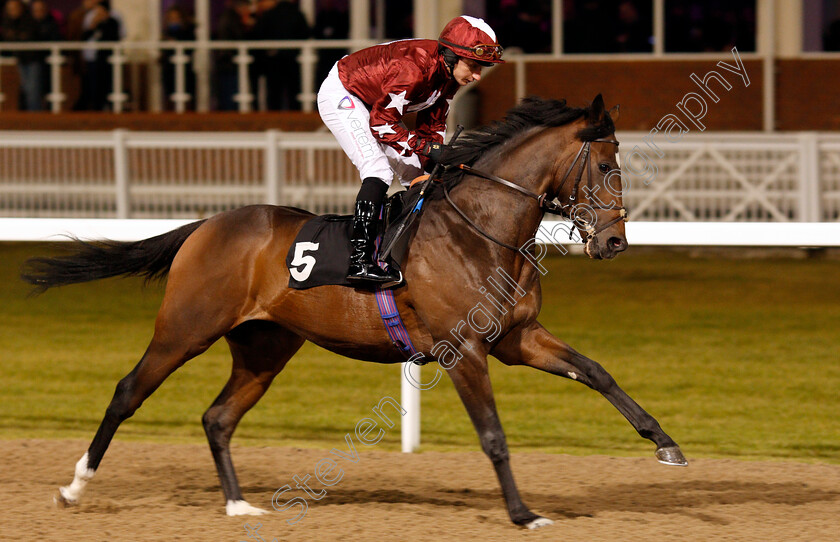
[347,200,401,284]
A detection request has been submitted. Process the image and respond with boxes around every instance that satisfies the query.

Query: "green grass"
[1,242,839,463]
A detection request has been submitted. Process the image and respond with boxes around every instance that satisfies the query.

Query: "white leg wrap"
[526,517,554,530]
[58,452,95,503]
[226,499,269,516]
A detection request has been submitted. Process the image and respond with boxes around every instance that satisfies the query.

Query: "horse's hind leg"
[55,296,230,506]
[55,324,220,507]
[203,320,304,516]
[493,322,687,465]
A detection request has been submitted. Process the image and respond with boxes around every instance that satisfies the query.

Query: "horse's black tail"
[20,220,207,294]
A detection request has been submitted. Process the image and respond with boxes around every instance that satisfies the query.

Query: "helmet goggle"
[439,39,504,62]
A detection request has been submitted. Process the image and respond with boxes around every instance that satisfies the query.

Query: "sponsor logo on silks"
[337,96,355,110]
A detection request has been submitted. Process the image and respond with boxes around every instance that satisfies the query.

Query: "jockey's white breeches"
[317,63,423,187]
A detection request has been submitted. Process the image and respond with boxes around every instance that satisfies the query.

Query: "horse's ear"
[589,94,606,124]
[609,104,620,122]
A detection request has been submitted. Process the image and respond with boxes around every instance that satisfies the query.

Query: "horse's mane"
[437,96,615,189]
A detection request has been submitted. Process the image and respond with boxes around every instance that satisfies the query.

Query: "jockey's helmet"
[438,15,504,67]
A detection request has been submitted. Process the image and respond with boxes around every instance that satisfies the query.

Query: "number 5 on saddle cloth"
[285,186,424,291]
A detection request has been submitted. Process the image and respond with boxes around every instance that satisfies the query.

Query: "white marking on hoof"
[58,452,95,505]
[526,517,554,530]
[226,500,269,516]
[568,371,577,380]
[54,490,77,508]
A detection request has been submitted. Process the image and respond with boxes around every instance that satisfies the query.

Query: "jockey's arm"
[367,62,441,171]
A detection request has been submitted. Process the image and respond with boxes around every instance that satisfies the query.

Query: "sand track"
[3,439,838,541]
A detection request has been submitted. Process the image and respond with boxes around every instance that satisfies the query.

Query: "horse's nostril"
[608,236,627,251]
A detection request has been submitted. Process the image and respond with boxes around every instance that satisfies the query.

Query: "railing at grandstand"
[1,130,839,222]
[0,39,378,114]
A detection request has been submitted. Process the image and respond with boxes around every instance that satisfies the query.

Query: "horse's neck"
[452,148,553,243]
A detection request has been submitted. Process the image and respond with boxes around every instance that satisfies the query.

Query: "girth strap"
[374,287,418,359]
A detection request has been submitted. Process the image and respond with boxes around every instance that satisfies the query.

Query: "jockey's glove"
[421,141,448,166]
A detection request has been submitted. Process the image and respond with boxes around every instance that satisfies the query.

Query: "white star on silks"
[397,140,412,156]
[372,124,397,137]
[407,90,442,113]
[385,91,411,115]
[407,133,415,141]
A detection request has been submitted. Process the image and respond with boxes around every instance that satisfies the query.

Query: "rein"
[442,138,627,251]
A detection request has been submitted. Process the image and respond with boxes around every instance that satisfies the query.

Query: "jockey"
[317,15,504,284]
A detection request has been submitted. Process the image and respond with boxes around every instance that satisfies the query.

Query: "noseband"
[443,138,628,251]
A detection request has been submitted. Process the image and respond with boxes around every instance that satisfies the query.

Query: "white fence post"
[401,362,421,453]
[113,129,130,219]
[798,132,820,221]
[109,46,129,113]
[171,45,192,113]
[47,46,66,113]
[265,130,280,205]
[234,45,254,113]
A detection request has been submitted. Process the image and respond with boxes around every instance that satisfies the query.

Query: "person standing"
[316,15,504,283]
[160,5,196,110]
[250,0,311,111]
[77,0,121,111]
[28,0,63,110]
[214,0,255,111]
[1,0,40,110]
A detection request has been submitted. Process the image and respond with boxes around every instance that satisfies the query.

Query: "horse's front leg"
[493,322,687,466]
[445,354,554,529]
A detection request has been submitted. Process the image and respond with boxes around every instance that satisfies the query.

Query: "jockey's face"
[452,58,483,86]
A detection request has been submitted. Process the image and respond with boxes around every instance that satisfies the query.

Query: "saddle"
[286,182,427,290]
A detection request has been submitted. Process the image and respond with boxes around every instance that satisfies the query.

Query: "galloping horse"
[23,95,686,529]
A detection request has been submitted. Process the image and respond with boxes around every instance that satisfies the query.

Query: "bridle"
[442,138,628,251]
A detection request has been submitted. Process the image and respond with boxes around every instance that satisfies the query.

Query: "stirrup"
[347,263,402,285]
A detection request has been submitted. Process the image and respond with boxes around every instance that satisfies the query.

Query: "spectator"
[77,0,120,111]
[67,0,99,41]
[28,0,63,110]
[1,0,41,110]
[251,0,311,111]
[66,0,99,93]
[313,0,348,85]
[214,0,256,111]
[160,5,196,110]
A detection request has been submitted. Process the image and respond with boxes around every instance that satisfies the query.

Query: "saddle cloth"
[285,185,425,290]
[286,215,355,290]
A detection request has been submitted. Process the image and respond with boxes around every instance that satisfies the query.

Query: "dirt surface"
[2,439,839,541]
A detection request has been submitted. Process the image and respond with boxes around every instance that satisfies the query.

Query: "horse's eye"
[598,163,611,174]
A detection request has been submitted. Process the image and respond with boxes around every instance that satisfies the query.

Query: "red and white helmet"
[438,15,504,66]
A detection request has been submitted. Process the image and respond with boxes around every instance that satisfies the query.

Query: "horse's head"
[551,94,628,260]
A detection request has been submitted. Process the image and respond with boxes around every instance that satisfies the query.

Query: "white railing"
[0,39,376,113]
[2,130,839,222]
[621,132,840,222]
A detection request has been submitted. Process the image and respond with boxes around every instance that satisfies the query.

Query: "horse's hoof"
[525,517,554,530]
[656,446,688,466]
[54,489,78,508]
[226,499,269,516]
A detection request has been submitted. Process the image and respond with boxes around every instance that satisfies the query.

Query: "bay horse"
[22,95,686,529]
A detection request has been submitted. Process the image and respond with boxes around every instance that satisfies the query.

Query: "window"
[665,0,756,53]
[485,0,553,54]
[563,0,653,54]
